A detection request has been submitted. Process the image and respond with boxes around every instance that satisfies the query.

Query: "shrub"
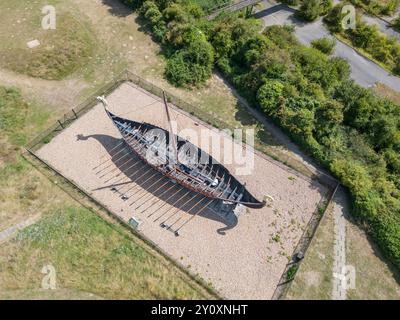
[165,40,214,87]
[393,16,400,32]
[299,0,332,21]
[120,0,146,9]
[256,80,284,115]
[263,25,297,49]
[311,37,336,55]
[324,3,346,32]
[321,0,334,15]
[281,0,300,5]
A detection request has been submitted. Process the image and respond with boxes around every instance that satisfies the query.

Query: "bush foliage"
[311,37,336,55]
[299,0,333,21]
[350,0,399,16]
[120,0,400,269]
[325,3,400,74]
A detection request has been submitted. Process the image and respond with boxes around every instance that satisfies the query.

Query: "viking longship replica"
[97,93,265,209]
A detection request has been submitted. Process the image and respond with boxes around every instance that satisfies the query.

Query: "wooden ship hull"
[98,96,265,209]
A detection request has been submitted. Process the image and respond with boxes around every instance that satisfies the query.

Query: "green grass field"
[286,205,334,300]
[287,203,400,300]
[0,206,209,299]
[0,0,96,80]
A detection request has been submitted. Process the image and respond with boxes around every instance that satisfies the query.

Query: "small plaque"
[27,39,40,49]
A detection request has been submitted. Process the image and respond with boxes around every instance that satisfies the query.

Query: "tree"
[393,16,400,32]
[311,37,336,55]
[256,80,284,115]
[370,115,400,150]
[263,25,297,49]
[165,39,214,87]
[316,99,344,126]
[299,0,323,21]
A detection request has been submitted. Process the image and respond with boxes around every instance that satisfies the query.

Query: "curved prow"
[97,96,109,110]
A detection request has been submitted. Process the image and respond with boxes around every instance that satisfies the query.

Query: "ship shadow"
[77,134,238,235]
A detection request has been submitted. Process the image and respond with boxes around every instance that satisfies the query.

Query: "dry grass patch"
[0,86,64,231]
[286,205,335,300]
[373,82,400,105]
[346,218,400,300]
[0,0,97,80]
[0,206,210,299]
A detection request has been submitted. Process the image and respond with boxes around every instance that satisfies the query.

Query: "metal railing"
[271,182,341,299]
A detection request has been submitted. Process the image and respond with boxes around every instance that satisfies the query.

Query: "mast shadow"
[77,133,238,234]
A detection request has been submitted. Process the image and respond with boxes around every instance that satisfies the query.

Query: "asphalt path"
[255,1,400,91]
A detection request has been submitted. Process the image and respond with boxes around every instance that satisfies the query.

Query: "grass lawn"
[0,86,61,231]
[0,206,210,299]
[0,0,97,80]
[373,82,400,105]
[286,204,334,300]
[287,197,400,300]
[346,217,400,299]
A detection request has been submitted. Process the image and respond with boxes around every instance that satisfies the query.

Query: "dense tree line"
[119,0,400,269]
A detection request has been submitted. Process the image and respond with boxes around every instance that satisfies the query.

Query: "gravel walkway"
[332,187,348,300]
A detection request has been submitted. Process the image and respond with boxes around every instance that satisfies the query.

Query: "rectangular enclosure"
[35,81,329,299]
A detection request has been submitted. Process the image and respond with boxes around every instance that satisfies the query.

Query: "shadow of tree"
[101,0,133,17]
[234,103,258,127]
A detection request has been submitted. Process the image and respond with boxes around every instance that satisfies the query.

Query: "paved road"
[362,14,400,40]
[333,0,400,37]
[255,0,400,91]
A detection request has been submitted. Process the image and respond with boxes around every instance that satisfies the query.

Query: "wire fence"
[272,182,340,300]
[22,148,221,299]
[26,71,127,151]
[28,69,336,184]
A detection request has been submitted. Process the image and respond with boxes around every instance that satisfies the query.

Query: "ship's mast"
[162,91,179,167]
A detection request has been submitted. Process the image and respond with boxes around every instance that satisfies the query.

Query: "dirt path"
[0,214,41,243]
[0,67,89,108]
